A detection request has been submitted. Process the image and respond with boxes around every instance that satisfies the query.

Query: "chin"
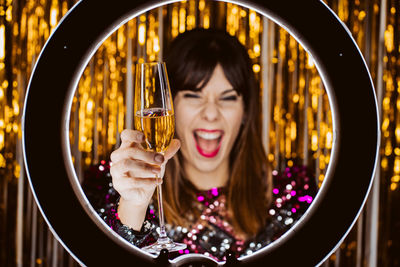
[195,149,225,170]
[194,160,221,173]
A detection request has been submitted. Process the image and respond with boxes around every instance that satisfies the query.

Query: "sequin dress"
[82,161,317,262]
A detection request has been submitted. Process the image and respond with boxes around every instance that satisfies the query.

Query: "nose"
[201,99,219,122]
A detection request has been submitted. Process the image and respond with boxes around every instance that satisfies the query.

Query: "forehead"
[200,64,234,94]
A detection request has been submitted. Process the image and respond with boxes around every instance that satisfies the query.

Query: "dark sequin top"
[82,160,317,262]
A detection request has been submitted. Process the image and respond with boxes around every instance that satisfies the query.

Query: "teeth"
[195,131,221,140]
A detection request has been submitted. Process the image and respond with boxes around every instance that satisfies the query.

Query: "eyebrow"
[183,88,238,95]
[221,89,236,95]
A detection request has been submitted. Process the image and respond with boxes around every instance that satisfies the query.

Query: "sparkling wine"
[134,107,175,153]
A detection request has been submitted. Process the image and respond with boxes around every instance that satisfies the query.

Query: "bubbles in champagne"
[134,108,175,152]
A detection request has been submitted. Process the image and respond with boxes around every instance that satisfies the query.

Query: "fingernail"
[154,154,164,163]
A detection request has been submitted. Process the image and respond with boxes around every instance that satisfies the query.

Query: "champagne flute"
[134,62,186,254]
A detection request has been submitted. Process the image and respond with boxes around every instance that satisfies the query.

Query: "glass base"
[141,236,187,254]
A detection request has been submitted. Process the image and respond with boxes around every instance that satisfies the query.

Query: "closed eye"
[220,95,238,101]
[183,92,201,98]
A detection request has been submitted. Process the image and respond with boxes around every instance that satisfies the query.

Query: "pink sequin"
[211,188,219,196]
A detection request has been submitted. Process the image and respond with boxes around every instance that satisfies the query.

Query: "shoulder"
[248,165,319,251]
[268,164,318,232]
[82,160,112,189]
[272,164,318,207]
[82,160,119,212]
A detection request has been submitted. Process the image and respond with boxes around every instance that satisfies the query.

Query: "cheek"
[175,117,185,139]
[231,114,243,136]
[225,106,244,139]
[174,104,193,139]
[229,103,244,122]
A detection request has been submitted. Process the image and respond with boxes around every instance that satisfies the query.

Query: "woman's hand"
[110,129,180,230]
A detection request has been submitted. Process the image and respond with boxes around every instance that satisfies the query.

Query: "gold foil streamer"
[1,0,399,266]
[70,2,333,190]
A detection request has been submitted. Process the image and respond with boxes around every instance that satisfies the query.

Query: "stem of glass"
[156,175,167,239]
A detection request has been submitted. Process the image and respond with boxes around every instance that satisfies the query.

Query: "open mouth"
[193,129,224,158]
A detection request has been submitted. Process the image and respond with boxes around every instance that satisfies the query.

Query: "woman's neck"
[184,160,229,190]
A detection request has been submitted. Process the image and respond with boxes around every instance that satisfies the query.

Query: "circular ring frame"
[22,0,380,266]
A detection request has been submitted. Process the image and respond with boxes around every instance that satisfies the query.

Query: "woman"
[83,28,317,261]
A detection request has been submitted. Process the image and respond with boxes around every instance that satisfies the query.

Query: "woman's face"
[174,64,244,174]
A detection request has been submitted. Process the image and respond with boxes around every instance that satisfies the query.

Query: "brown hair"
[162,28,272,236]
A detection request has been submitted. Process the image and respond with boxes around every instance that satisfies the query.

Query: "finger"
[130,177,163,188]
[110,146,165,165]
[120,129,144,148]
[115,177,160,191]
[110,158,161,178]
[164,139,181,160]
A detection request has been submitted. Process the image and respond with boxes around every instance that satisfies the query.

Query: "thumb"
[164,139,181,160]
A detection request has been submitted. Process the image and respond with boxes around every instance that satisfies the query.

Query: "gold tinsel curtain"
[0,0,398,266]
